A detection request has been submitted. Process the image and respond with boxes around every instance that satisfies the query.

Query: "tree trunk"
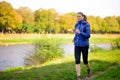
[2,27,4,34]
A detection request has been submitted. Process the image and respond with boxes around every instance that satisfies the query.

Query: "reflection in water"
[0,44,111,71]
[61,44,74,55]
[0,45,34,71]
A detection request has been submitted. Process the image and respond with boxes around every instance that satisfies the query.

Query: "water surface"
[0,44,111,71]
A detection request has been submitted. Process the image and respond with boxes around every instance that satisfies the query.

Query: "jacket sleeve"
[73,24,76,42]
[80,24,90,39]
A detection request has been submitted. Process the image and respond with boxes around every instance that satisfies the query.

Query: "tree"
[58,13,76,33]
[116,16,120,33]
[34,8,48,33]
[87,16,99,33]
[104,16,119,33]
[0,1,22,33]
[16,7,34,33]
[47,8,59,33]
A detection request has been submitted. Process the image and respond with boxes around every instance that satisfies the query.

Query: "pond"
[0,44,111,71]
[0,44,33,71]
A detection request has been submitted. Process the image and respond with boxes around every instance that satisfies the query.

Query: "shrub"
[25,37,64,65]
[111,37,120,49]
[90,46,104,53]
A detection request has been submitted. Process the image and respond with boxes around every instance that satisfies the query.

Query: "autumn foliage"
[0,1,120,33]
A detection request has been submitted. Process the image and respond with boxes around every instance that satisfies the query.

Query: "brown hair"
[77,12,87,21]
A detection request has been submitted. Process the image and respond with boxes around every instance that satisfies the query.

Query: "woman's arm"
[80,24,90,39]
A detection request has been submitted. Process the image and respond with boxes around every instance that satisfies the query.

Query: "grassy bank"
[0,48,120,80]
[0,34,120,46]
[0,33,120,80]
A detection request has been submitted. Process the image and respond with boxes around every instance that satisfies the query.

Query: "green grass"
[0,36,117,46]
[0,49,120,80]
[89,37,115,44]
[0,34,119,80]
[93,66,120,80]
[89,49,120,74]
[0,34,119,45]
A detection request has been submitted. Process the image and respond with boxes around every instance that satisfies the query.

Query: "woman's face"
[77,13,83,21]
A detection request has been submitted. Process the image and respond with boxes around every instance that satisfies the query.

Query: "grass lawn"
[0,33,120,45]
[0,33,120,80]
[0,49,120,80]
[93,65,120,80]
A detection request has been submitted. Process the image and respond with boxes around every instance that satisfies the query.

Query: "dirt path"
[84,64,120,80]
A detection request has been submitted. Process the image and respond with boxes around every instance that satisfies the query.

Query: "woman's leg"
[74,46,81,77]
[81,46,89,64]
[81,46,91,77]
[76,64,81,77]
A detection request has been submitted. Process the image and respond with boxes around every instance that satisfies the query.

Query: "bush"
[111,37,120,49]
[25,37,64,65]
[90,46,104,53]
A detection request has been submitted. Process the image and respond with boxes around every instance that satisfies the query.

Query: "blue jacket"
[74,20,90,47]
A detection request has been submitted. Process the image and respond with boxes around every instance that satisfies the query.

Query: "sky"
[1,0,120,17]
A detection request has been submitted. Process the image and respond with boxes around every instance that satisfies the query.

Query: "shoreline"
[0,42,32,46]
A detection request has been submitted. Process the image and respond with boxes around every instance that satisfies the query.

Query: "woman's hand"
[76,29,80,34]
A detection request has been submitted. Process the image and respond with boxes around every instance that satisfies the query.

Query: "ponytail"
[83,15,87,22]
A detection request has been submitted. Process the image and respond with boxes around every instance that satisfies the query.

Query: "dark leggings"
[74,46,89,64]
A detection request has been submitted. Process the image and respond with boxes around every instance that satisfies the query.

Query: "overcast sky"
[1,0,120,17]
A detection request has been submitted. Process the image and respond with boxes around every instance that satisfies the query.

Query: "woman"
[73,12,91,80]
